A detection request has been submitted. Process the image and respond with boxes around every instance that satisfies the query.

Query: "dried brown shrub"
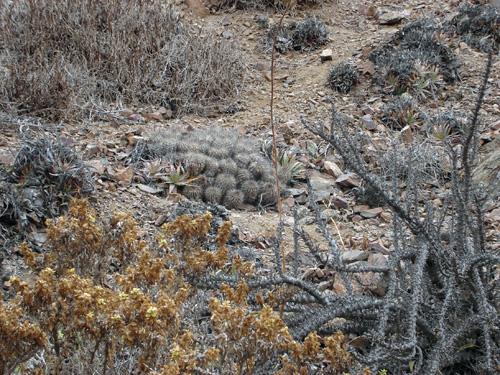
[2,200,353,374]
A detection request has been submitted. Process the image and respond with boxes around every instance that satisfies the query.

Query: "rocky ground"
[1,0,499,295]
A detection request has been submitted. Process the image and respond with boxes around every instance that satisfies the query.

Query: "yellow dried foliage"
[2,199,353,374]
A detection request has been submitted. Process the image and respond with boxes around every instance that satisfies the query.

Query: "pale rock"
[360,207,384,219]
[377,9,410,25]
[341,250,368,263]
[320,48,333,62]
[308,171,336,202]
[323,160,343,178]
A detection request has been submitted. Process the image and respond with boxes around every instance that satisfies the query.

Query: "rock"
[255,15,269,28]
[86,159,107,175]
[336,173,361,188]
[30,231,48,246]
[359,207,384,219]
[127,113,144,122]
[84,143,102,158]
[341,250,368,263]
[361,114,377,130]
[323,160,343,178]
[136,183,163,194]
[308,172,336,202]
[380,211,392,223]
[222,30,233,39]
[113,167,134,184]
[287,188,306,197]
[377,9,410,25]
[332,279,347,295]
[158,106,173,119]
[352,214,363,223]
[320,48,333,62]
[332,195,349,209]
[144,112,163,122]
[357,253,389,296]
[185,0,210,17]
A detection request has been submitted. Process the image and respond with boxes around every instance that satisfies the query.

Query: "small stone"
[86,159,107,175]
[309,171,336,202]
[222,30,233,39]
[185,0,210,17]
[354,205,370,213]
[380,211,392,223]
[341,250,368,263]
[287,188,306,197]
[400,125,413,144]
[315,268,325,278]
[155,214,168,227]
[158,106,173,119]
[332,196,349,209]
[323,160,343,178]
[358,253,389,296]
[320,48,333,62]
[333,279,347,295]
[360,207,384,219]
[144,112,163,122]
[136,184,163,194]
[352,214,363,223]
[84,144,101,158]
[113,167,134,184]
[336,173,361,188]
[361,114,377,130]
[128,113,144,122]
[377,9,410,25]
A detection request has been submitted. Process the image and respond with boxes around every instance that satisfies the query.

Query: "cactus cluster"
[369,18,459,96]
[327,62,359,94]
[145,127,278,209]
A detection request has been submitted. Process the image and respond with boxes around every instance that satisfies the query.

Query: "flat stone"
[323,160,343,178]
[336,173,361,188]
[341,250,369,263]
[332,195,349,209]
[136,184,163,194]
[309,172,336,202]
[360,207,384,219]
[377,9,410,25]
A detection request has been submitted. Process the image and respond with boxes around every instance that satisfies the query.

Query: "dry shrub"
[2,199,353,374]
[0,0,245,120]
[213,0,320,10]
[0,135,92,233]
